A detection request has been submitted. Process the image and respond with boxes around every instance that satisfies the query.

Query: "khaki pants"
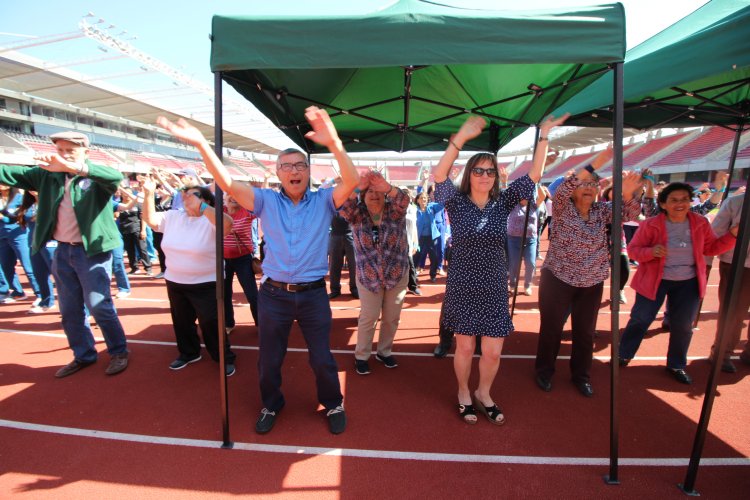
[354,272,408,360]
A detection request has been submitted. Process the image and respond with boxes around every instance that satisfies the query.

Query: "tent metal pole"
[510,127,539,317]
[680,175,750,495]
[604,61,623,486]
[679,131,750,497]
[214,71,233,450]
[722,122,744,202]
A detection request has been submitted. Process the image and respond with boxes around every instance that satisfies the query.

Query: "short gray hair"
[276,148,307,168]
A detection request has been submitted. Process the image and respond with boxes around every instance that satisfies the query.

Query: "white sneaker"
[1,296,17,304]
[115,291,131,299]
[28,305,52,314]
[524,286,533,296]
[226,326,235,334]
[619,290,627,304]
[32,298,42,307]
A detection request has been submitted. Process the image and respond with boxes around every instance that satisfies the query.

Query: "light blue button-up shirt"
[254,186,336,283]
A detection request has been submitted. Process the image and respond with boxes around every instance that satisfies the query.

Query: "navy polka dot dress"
[434,175,535,337]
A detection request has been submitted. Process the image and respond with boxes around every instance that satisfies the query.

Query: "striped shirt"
[223,207,256,259]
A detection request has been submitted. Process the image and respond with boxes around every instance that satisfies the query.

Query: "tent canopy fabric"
[558,0,750,130]
[210,0,626,153]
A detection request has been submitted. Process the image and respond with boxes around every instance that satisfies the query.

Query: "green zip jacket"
[0,160,123,256]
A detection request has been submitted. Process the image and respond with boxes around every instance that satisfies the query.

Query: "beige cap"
[49,131,90,148]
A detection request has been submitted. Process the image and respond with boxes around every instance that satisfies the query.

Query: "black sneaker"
[255,408,278,434]
[225,363,236,377]
[326,405,346,434]
[354,359,371,375]
[408,288,422,296]
[169,355,202,370]
[375,353,398,368]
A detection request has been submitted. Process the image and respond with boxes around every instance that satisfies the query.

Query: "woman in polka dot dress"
[433,113,568,425]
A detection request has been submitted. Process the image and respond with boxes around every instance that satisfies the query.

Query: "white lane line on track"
[0,328,733,362]
[0,418,747,466]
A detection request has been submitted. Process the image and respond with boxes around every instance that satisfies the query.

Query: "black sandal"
[458,403,477,424]
[473,396,506,426]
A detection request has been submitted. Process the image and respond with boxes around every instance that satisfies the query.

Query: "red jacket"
[627,212,735,300]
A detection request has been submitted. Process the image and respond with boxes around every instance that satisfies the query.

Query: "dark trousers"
[166,280,235,364]
[712,262,750,361]
[535,268,603,383]
[122,231,151,272]
[328,233,357,294]
[153,231,166,272]
[407,252,419,291]
[257,282,342,412]
[620,278,699,369]
[224,254,259,326]
[417,235,440,279]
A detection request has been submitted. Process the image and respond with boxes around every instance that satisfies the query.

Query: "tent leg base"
[603,474,620,485]
[677,483,700,496]
[221,441,234,449]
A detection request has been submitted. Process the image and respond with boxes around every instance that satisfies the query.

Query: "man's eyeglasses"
[278,161,309,172]
[578,181,599,189]
[471,167,498,178]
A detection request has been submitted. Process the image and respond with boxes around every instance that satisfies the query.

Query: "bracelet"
[354,188,361,194]
[583,164,596,175]
[538,136,548,142]
[448,139,462,152]
[642,175,656,183]
[719,187,726,193]
[199,202,208,215]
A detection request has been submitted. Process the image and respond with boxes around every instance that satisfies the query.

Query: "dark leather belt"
[59,241,84,246]
[265,278,326,293]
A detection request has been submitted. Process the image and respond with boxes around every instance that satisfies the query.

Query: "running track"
[1,245,749,498]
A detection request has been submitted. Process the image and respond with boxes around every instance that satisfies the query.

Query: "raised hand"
[141,176,157,194]
[591,147,613,170]
[545,150,559,167]
[304,106,341,149]
[622,170,645,198]
[157,116,207,147]
[368,170,392,193]
[539,113,570,136]
[498,166,508,186]
[455,116,486,144]
[35,153,79,173]
[713,171,729,190]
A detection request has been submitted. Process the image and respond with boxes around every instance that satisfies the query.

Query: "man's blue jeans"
[620,278,699,369]
[224,254,258,327]
[30,240,56,308]
[257,281,342,412]
[52,243,128,363]
[507,235,538,288]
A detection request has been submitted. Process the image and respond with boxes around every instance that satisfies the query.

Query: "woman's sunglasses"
[471,167,498,177]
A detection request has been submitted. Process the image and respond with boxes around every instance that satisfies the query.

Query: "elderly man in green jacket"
[0,131,129,377]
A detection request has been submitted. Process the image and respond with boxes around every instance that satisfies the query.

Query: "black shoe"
[255,408,278,434]
[328,291,341,299]
[408,288,422,296]
[433,343,450,358]
[354,359,371,375]
[375,353,398,368]
[721,359,737,373]
[169,355,202,370]
[618,357,631,367]
[535,375,552,392]
[225,363,236,377]
[573,380,594,397]
[430,277,437,283]
[326,405,346,434]
[350,290,359,299]
[666,367,692,384]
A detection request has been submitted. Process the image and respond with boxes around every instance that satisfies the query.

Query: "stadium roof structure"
[209,0,626,154]
[557,0,750,130]
[0,52,281,153]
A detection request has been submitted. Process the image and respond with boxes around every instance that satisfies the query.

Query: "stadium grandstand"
[1,49,749,189]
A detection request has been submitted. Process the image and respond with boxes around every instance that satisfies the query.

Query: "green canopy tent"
[210,0,626,154]
[553,1,750,494]
[207,2,627,475]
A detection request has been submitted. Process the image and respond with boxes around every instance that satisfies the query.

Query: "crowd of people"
[1,111,748,435]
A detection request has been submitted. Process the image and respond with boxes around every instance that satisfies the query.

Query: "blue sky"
[0,0,709,152]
